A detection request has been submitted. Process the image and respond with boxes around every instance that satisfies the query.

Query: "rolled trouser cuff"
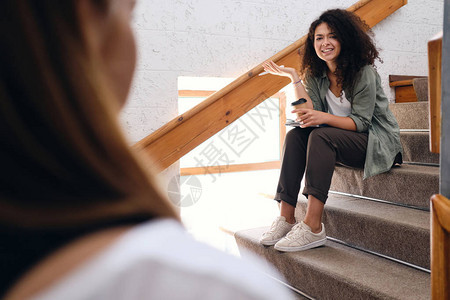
[274,192,298,207]
[302,185,328,204]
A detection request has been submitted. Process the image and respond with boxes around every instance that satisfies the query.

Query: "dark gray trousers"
[275,126,368,206]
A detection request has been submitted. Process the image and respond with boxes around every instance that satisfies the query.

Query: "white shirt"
[32,219,293,300]
[325,89,351,117]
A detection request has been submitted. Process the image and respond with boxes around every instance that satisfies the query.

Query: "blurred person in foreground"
[0,1,293,299]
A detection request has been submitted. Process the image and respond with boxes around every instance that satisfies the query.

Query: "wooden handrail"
[389,79,414,87]
[428,32,442,153]
[135,0,408,171]
[430,194,450,299]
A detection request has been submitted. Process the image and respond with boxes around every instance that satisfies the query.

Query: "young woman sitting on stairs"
[260,9,403,252]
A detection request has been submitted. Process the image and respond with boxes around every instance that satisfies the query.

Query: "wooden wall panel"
[394,85,418,103]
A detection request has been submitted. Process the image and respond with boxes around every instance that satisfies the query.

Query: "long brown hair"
[301,9,381,97]
[0,0,178,228]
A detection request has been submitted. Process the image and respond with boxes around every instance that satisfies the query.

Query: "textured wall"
[121,0,444,179]
[372,0,444,100]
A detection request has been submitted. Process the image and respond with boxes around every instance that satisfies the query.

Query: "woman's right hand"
[262,60,297,80]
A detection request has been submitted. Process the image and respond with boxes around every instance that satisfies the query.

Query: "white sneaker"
[260,216,295,246]
[274,221,326,252]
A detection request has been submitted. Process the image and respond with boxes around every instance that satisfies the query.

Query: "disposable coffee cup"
[291,98,307,118]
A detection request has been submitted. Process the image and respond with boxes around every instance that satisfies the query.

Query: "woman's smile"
[322,47,335,55]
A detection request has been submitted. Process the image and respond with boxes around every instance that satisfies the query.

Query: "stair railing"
[134,0,408,172]
[428,32,442,153]
[430,194,450,299]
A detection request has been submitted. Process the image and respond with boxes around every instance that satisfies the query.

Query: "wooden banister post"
[430,194,450,299]
[428,32,442,153]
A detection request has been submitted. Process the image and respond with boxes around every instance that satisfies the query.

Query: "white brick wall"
[122,0,443,180]
[372,0,444,100]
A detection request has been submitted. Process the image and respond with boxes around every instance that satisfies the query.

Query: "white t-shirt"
[326,89,351,117]
[32,219,293,300]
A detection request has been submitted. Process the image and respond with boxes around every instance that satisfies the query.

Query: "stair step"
[295,193,430,269]
[330,164,438,210]
[400,131,439,164]
[235,229,430,300]
[389,102,429,129]
[412,78,428,102]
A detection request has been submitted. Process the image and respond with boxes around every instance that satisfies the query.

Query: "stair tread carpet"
[295,193,430,269]
[400,131,439,164]
[389,102,429,129]
[330,164,439,209]
[235,228,430,300]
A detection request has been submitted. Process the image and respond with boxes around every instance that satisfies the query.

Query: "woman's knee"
[308,127,334,145]
[284,128,308,146]
[285,127,301,141]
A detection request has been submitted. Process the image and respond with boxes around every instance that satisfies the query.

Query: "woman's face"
[313,22,341,66]
[81,0,137,107]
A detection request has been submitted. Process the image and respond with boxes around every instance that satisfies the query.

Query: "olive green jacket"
[304,65,403,179]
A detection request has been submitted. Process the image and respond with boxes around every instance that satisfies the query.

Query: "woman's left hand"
[262,61,297,80]
[294,108,329,127]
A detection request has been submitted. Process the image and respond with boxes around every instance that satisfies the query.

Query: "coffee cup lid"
[291,98,307,106]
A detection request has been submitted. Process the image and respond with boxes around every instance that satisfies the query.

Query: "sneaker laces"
[284,222,310,241]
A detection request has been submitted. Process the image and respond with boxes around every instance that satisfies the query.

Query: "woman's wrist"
[290,74,301,84]
[292,78,302,85]
[323,112,331,124]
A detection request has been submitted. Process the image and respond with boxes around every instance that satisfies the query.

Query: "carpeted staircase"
[234,100,437,299]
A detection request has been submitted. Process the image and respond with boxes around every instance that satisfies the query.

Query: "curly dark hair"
[301,9,381,96]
